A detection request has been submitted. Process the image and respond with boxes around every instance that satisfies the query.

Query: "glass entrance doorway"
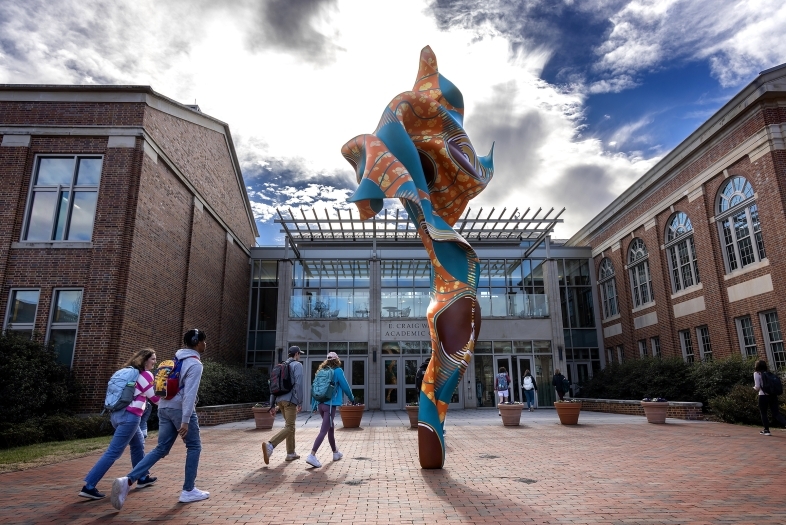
[306,356,367,407]
[382,355,462,409]
[568,361,591,397]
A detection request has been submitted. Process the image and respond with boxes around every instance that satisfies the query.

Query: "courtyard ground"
[0,408,784,524]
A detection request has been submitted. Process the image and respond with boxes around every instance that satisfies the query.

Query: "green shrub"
[0,332,80,424]
[197,361,269,406]
[709,384,763,425]
[578,357,694,401]
[0,415,113,449]
[689,354,755,406]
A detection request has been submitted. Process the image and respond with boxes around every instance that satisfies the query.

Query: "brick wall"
[195,402,255,426]
[578,399,704,420]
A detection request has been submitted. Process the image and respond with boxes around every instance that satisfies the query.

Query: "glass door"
[382,357,400,409]
[347,358,367,405]
[404,357,420,405]
[305,358,323,408]
[568,361,591,397]
[515,356,533,406]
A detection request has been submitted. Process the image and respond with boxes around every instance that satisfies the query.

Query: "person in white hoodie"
[111,329,207,510]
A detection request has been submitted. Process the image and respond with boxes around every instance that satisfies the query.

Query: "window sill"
[631,301,656,314]
[670,282,703,300]
[724,259,769,281]
[12,241,92,249]
[602,313,621,323]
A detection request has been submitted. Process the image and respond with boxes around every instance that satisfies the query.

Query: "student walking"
[754,359,786,436]
[79,349,159,500]
[522,369,538,412]
[553,369,568,401]
[305,352,355,468]
[111,329,207,509]
[262,346,304,465]
[495,367,511,415]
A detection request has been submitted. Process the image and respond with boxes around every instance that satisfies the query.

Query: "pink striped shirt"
[126,370,160,416]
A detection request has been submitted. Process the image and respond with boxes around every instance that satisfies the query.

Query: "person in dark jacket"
[553,369,568,401]
[522,369,538,411]
[415,357,430,396]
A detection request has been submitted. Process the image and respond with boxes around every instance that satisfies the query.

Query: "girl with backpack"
[305,352,355,468]
[522,369,538,412]
[753,359,786,436]
[495,367,511,414]
[79,348,160,500]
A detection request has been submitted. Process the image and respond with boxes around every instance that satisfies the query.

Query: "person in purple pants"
[305,352,355,468]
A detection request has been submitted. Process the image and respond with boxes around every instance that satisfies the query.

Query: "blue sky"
[1,0,784,243]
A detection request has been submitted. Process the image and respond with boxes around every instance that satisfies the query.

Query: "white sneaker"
[262,441,274,465]
[333,451,343,461]
[285,453,301,461]
[305,454,322,468]
[110,477,131,510]
[179,487,210,503]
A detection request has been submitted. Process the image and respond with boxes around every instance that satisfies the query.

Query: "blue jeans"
[84,410,147,489]
[524,389,535,409]
[127,408,201,491]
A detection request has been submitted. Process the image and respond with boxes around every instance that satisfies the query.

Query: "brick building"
[568,64,786,368]
[0,85,258,410]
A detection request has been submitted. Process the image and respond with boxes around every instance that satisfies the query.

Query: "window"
[716,176,766,272]
[23,156,102,241]
[598,258,618,319]
[477,259,548,318]
[736,316,758,358]
[291,260,371,318]
[248,260,278,366]
[637,339,648,357]
[606,347,614,364]
[616,345,624,363]
[651,336,661,358]
[761,311,786,370]
[665,212,700,293]
[628,239,653,308]
[47,289,82,367]
[697,326,712,361]
[679,330,695,364]
[4,289,40,336]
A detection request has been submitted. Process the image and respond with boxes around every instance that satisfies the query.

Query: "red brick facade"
[569,66,786,367]
[0,86,257,411]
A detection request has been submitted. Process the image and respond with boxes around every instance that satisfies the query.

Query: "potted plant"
[405,402,419,429]
[498,401,524,426]
[554,399,582,425]
[338,402,365,428]
[252,402,275,430]
[641,397,669,424]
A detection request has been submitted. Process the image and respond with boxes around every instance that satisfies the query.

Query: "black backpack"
[761,371,784,396]
[270,359,295,396]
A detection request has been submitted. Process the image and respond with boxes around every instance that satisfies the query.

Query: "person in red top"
[79,348,160,500]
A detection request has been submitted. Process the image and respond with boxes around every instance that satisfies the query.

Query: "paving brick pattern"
[1,409,785,524]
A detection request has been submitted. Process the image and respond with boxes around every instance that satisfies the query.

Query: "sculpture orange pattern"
[342,46,493,468]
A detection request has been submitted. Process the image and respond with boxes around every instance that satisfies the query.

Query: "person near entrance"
[495,367,511,415]
[305,352,355,468]
[553,368,568,401]
[262,346,304,465]
[753,359,786,436]
[522,369,537,412]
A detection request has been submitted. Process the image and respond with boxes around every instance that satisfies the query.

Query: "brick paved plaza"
[1,409,785,524]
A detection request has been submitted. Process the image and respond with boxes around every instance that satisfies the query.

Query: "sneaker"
[78,486,105,500]
[305,454,322,468]
[262,441,273,465]
[761,430,772,436]
[333,451,343,461]
[110,477,131,510]
[179,487,210,503]
[285,453,301,461]
[136,476,157,489]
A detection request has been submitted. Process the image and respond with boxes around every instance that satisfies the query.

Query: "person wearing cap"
[262,346,304,464]
[305,351,355,468]
[111,329,207,510]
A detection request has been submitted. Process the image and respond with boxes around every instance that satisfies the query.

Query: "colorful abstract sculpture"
[341,46,494,469]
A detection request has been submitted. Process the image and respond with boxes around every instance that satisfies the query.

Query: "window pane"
[67,191,97,241]
[349,342,368,355]
[381,341,400,354]
[53,290,82,323]
[76,158,102,185]
[36,158,74,185]
[26,191,57,240]
[53,191,70,240]
[50,329,76,366]
[256,261,278,285]
[329,342,348,355]
[9,290,39,324]
[354,261,370,288]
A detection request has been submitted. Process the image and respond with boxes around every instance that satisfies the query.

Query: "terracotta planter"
[499,403,524,426]
[405,405,419,429]
[252,406,275,430]
[554,402,582,425]
[641,401,669,424]
[338,404,365,428]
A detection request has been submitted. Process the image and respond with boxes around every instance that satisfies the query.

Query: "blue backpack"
[311,368,336,403]
[103,366,140,414]
[497,373,509,390]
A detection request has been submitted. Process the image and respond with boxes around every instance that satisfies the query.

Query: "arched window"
[598,258,618,319]
[665,212,700,293]
[628,238,653,308]
[716,176,766,272]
